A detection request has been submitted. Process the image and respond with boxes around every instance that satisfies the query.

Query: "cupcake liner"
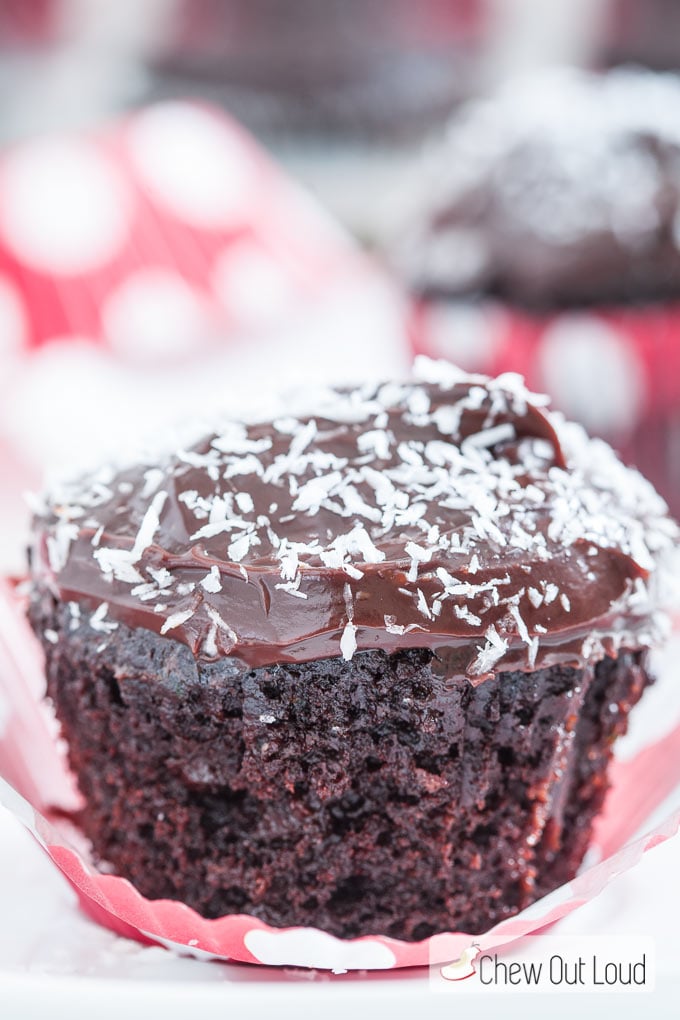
[0,100,409,577]
[0,97,408,365]
[410,297,680,517]
[0,100,359,355]
[1,575,679,971]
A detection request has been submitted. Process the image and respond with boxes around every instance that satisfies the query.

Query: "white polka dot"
[212,243,296,325]
[103,269,213,361]
[243,927,397,970]
[422,301,499,372]
[0,275,27,355]
[539,316,644,434]
[0,139,130,275]
[128,103,254,228]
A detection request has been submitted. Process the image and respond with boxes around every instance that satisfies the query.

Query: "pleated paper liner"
[1,577,678,971]
[0,101,410,577]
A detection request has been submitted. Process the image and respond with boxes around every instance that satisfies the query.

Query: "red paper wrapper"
[0,100,359,353]
[0,100,409,576]
[1,577,678,971]
[411,298,680,519]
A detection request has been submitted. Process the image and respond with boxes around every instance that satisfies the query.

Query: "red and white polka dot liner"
[0,101,363,360]
[0,101,409,574]
[0,579,679,970]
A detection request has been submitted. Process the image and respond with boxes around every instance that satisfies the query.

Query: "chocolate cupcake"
[603,0,680,73]
[27,359,677,941]
[395,67,680,517]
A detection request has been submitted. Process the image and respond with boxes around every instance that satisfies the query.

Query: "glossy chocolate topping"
[29,358,678,682]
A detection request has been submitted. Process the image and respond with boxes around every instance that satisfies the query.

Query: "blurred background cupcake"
[603,0,680,70]
[392,66,680,518]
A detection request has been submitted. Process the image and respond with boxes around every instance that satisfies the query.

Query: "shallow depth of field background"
[0,0,678,570]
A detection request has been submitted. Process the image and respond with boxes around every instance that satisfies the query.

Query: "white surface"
[0,138,131,275]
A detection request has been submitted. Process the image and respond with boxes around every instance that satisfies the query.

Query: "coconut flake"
[160,608,194,635]
[509,604,531,646]
[93,548,145,584]
[200,566,222,593]
[416,588,433,620]
[453,604,482,627]
[131,490,168,559]
[89,602,118,634]
[235,491,255,514]
[228,531,259,563]
[340,620,358,660]
[46,523,79,573]
[205,605,237,648]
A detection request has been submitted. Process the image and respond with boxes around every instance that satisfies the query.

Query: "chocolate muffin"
[27,359,677,941]
[603,0,680,73]
[394,67,680,519]
[396,67,680,308]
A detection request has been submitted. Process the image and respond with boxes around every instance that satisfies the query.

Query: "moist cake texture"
[27,358,678,939]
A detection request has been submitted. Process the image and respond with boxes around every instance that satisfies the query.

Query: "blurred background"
[1,0,679,575]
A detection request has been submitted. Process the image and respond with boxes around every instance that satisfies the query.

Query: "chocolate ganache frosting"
[29,358,678,682]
